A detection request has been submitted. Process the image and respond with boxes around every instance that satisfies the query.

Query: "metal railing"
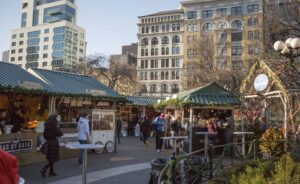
[157,139,298,184]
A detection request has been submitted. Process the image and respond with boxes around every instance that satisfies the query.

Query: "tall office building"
[9,0,86,72]
[2,50,10,62]
[137,10,184,97]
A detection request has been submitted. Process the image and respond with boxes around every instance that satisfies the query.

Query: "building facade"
[137,10,184,97]
[9,0,86,72]
[2,50,10,62]
[181,0,264,89]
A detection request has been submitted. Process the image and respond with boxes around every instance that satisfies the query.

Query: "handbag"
[41,142,48,155]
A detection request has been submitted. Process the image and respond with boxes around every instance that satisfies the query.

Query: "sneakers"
[156,149,160,152]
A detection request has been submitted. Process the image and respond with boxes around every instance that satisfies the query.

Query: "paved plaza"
[19,137,171,184]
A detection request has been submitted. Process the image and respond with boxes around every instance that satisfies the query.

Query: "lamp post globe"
[285,38,294,48]
[291,38,300,49]
[274,41,285,51]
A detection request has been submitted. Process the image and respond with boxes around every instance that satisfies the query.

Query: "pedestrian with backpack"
[153,113,166,152]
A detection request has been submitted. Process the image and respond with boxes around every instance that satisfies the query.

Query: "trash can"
[149,158,167,184]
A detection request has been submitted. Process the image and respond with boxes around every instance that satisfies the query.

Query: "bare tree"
[85,53,137,94]
[184,32,244,94]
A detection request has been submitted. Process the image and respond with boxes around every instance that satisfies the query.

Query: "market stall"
[0,62,122,165]
[155,82,241,152]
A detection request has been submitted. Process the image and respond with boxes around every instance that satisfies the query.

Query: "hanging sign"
[254,74,269,92]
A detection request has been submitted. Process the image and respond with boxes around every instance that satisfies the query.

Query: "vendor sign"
[0,138,32,154]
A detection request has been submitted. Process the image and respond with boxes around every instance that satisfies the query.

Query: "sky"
[0,0,182,57]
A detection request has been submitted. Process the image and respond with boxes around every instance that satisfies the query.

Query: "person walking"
[141,116,152,146]
[40,114,63,177]
[153,113,166,152]
[116,116,122,144]
[77,113,90,166]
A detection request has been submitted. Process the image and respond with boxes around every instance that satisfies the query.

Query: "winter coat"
[43,118,63,162]
[141,119,152,137]
[0,149,19,184]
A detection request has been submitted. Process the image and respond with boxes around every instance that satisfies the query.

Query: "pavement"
[19,136,172,184]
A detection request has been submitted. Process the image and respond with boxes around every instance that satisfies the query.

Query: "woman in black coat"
[141,116,152,145]
[40,114,63,177]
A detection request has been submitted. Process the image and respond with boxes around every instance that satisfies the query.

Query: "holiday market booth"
[241,60,300,149]
[155,82,241,152]
[0,62,122,165]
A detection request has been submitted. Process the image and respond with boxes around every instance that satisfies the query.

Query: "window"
[11,57,15,62]
[216,21,227,29]
[151,48,155,56]
[11,50,16,54]
[248,31,253,40]
[166,59,169,67]
[254,30,260,39]
[217,33,227,42]
[44,29,49,34]
[248,18,253,26]
[43,45,48,50]
[18,56,22,61]
[43,62,47,66]
[254,44,260,54]
[187,49,194,59]
[140,85,147,92]
[145,60,148,68]
[232,32,242,41]
[151,26,155,33]
[232,60,243,70]
[172,47,176,55]
[12,34,17,39]
[172,35,180,43]
[19,41,23,45]
[165,71,169,80]
[20,33,24,38]
[187,36,193,44]
[161,48,165,55]
[248,45,254,54]
[193,24,197,31]
[166,25,170,31]
[162,25,165,32]
[151,37,158,45]
[176,71,180,79]
[18,49,23,53]
[145,49,148,56]
[44,37,49,42]
[172,71,176,79]
[150,84,157,92]
[177,23,180,31]
[202,23,213,31]
[144,72,148,80]
[141,27,145,34]
[161,84,168,93]
[151,60,155,68]
[141,38,148,46]
[166,47,169,55]
[176,47,180,54]
[202,10,213,18]
[21,12,27,27]
[155,72,158,80]
[156,26,159,32]
[231,6,243,15]
[146,27,149,33]
[155,48,158,55]
[150,72,154,80]
[231,20,242,30]
[162,36,169,44]
[12,42,16,46]
[188,24,192,32]
[141,49,144,56]
[232,46,243,56]
[171,84,179,93]
[43,53,48,58]
[141,60,145,69]
[254,18,259,26]
[161,72,165,80]
[217,8,227,16]
[247,4,259,13]
[172,24,176,31]
[187,11,197,19]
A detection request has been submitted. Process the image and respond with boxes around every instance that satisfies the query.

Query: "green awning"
[127,96,165,106]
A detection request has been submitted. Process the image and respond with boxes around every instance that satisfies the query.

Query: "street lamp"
[274,38,300,63]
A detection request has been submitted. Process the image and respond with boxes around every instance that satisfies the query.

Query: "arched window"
[141,38,148,46]
[155,48,158,55]
[150,72,154,80]
[176,71,180,79]
[162,36,169,44]
[172,35,180,43]
[202,23,213,31]
[151,48,155,56]
[161,84,168,93]
[166,47,169,55]
[140,72,143,80]
[151,37,158,45]
[231,20,242,30]
[150,84,157,92]
[161,72,165,80]
[216,21,227,29]
[140,85,147,92]
[165,71,169,80]
[161,48,165,55]
[145,49,148,56]
[141,49,144,56]
[172,71,176,79]
[171,84,179,93]
[176,47,180,54]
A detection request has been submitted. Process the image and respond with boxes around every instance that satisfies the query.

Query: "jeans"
[155,131,164,150]
[78,139,88,165]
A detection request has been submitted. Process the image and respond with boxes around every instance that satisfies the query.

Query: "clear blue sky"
[0,0,182,56]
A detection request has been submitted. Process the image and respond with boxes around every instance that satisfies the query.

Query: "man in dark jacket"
[141,116,152,146]
[116,116,122,143]
[40,114,63,177]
